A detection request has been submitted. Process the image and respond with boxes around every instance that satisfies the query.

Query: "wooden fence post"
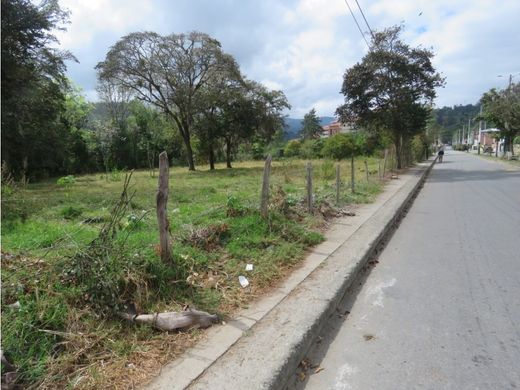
[378,160,382,180]
[364,160,369,183]
[350,155,355,193]
[157,151,172,263]
[306,161,313,213]
[260,154,272,219]
[336,163,340,206]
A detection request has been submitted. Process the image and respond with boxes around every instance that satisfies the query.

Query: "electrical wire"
[343,0,370,48]
[354,0,375,40]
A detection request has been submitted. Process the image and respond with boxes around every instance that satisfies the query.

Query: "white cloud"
[56,0,520,116]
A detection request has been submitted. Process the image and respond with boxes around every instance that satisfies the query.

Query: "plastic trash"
[238,275,249,288]
[245,264,253,271]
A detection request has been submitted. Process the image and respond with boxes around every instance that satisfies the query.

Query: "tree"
[96,31,239,171]
[336,25,444,168]
[1,0,75,178]
[480,82,520,155]
[300,108,322,140]
[322,133,363,160]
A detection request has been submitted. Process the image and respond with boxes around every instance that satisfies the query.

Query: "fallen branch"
[119,308,219,332]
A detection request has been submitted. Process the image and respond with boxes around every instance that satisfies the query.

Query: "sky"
[55,0,520,118]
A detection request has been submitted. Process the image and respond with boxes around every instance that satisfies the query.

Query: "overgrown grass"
[1,157,387,389]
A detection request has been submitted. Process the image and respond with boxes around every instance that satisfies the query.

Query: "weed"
[60,205,83,220]
[226,194,247,217]
[56,175,76,186]
[1,158,385,388]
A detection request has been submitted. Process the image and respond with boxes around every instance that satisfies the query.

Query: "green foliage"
[57,175,76,186]
[1,160,385,388]
[300,108,322,140]
[320,160,336,181]
[2,294,68,384]
[1,0,85,179]
[411,134,427,162]
[284,140,302,157]
[480,82,520,154]
[226,194,247,217]
[322,133,358,160]
[60,205,83,220]
[300,139,323,159]
[433,104,480,143]
[337,25,445,168]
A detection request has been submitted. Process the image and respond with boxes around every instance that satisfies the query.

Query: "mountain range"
[283,116,335,140]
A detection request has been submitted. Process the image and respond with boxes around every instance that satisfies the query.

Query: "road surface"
[292,151,520,390]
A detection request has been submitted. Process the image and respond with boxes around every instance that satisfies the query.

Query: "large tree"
[300,108,322,140]
[96,31,239,171]
[480,82,520,155]
[1,0,75,178]
[336,25,444,168]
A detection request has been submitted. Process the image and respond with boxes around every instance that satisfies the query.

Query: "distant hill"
[284,116,335,139]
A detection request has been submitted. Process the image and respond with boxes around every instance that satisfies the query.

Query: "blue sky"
[55,0,520,117]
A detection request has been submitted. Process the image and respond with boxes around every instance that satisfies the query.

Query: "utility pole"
[468,118,471,145]
[478,105,482,155]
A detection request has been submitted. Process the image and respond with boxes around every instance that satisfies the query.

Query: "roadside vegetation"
[1,156,390,389]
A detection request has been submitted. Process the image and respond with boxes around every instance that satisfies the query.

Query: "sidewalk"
[145,157,437,390]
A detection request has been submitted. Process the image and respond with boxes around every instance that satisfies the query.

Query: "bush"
[411,134,426,162]
[320,160,335,180]
[322,133,357,160]
[56,175,76,186]
[284,140,301,157]
[300,139,323,159]
[60,205,83,220]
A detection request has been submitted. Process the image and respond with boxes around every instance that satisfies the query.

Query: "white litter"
[238,275,249,288]
[245,264,254,271]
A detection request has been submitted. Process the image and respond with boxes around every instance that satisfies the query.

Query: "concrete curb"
[148,157,437,390]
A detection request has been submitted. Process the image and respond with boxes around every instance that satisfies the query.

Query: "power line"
[343,0,370,48]
[354,0,375,40]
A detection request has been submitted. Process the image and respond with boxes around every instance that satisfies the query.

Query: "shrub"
[284,140,301,157]
[320,160,335,180]
[60,205,83,220]
[322,133,357,160]
[300,139,323,159]
[56,175,76,186]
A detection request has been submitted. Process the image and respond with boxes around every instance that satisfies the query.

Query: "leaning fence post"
[157,151,172,263]
[335,163,340,206]
[260,154,272,219]
[364,160,369,183]
[306,161,313,213]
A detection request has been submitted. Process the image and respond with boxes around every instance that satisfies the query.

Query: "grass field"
[1,156,390,389]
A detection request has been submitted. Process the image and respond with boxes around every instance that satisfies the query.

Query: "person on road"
[437,147,444,163]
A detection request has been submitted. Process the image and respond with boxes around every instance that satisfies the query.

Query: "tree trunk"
[156,151,172,263]
[225,138,232,169]
[395,139,403,169]
[209,145,215,170]
[179,122,195,171]
[185,140,196,171]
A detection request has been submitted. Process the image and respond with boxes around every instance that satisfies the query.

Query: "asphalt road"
[292,151,520,390]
